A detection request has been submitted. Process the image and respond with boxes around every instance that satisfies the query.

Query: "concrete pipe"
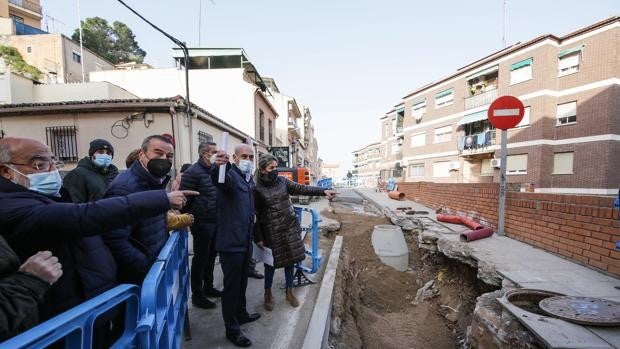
[436,214,482,230]
[371,225,408,271]
[388,191,405,200]
[460,227,494,242]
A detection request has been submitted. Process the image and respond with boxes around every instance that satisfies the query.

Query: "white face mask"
[10,166,62,197]
[238,159,254,174]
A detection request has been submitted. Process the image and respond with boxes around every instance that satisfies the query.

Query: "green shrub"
[0,45,43,81]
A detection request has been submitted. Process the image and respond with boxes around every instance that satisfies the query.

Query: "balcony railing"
[8,0,42,14]
[464,88,498,110]
[458,130,496,155]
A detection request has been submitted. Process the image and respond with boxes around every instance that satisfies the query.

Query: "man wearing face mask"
[62,139,118,203]
[103,135,176,284]
[210,144,261,348]
[0,137,196,323]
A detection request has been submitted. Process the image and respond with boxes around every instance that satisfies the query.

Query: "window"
[268,119,273,145]
[384,121,389,138]
[434,125,452,143]
[556,101,577,125]
[26,46,32,54]
[198,130,213,144]
[480,159,494,175]
[435,88,454,108]
[72,52,81,63]
[411,100,426,120]
[510,58,533,84]
[410,132,425,147]
[46,126,78,162]
[553,152,574,175]
[391,118,397,135]
[506,154,527,175]
[432,161,451,177]
[259,109,265,141]
[558,46,583,76]
[515,106,531,128]
[391,143,400,155]
[408,163,425,177]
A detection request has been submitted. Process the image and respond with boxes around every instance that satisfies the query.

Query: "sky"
[41,0,618,177]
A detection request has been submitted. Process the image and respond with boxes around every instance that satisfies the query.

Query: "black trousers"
[191,225,217,295]
[219,250,250,334]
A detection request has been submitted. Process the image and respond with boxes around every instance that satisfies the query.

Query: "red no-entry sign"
[487,95,525,130]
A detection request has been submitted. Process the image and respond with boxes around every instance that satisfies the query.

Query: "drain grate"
[539,296,620,326]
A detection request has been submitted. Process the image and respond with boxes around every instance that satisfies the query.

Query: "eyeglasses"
[8,157,64,171]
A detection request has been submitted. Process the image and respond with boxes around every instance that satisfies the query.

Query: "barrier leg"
[183,307,192,341]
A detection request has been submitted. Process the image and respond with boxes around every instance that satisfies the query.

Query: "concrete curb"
[301,236,343,349]
[354,189,388,213]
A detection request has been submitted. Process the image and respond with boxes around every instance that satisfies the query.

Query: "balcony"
[458,130,497,156]
[464,88,498,110]
[9,0,42,14]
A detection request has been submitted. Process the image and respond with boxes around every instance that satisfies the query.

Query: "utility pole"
[502,0,508,48]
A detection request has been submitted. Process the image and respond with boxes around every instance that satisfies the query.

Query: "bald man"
[0,137,194,323]
[210,144,260,347]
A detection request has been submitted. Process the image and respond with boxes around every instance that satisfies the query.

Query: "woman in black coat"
[253,154,335,311]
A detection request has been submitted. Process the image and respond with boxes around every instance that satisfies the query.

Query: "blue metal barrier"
[317,178,333,190]
[0,229,190,349]
[294,206,322,274]
[0,284,141,349]
[137,230,190,349]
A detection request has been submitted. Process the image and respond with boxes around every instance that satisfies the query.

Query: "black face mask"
[268,169,279,182]
[147,158,172,178]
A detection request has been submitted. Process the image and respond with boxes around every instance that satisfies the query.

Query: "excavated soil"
[326,202,497,349]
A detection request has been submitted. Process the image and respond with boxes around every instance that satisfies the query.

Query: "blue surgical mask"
[238,159,254,174]
[93,154,113,168]
[11,167,62,197]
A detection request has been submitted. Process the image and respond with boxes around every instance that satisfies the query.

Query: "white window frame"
[391,142,400,155]
[553,152,574,175]
[556,101,577,126]
[411,101,426,119]
[506,154,528,175]
[510,65,532,85]
[558,52,580,76]
[432,161,451,178]
[410,132,425,148]
[435,90,454,108]
[434,125,452,143]
[515,106,531,128]
[408,163,425,177]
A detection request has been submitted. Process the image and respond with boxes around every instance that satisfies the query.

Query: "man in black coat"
[103,135,175,285]
[0,236,62,341]
[62,138,118,203]
[0,137,194,321]
[211,144,261,348]
[180,141,221,309]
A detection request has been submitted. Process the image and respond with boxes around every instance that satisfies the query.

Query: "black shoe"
[226,332,252,347]
[192,294,216,309]
[204,287,223,298]
[238,312,261,325]
[248,269,264,279]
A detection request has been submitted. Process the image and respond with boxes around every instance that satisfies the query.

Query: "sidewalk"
[183,199,334,349]
[356,188,620,348]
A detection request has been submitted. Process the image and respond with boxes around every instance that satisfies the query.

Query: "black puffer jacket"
[180,158,217,232]
[254,176,325,268]
[62,157,119,203]
[0,235,48,341]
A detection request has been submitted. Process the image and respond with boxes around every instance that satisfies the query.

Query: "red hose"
[460,227,494,242]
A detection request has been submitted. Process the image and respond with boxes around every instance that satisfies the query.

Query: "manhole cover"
[539,296,620,326]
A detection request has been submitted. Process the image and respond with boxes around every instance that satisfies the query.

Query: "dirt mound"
[328,203,497,349]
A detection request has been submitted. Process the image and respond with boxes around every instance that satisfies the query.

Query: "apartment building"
[0,0,42,30]
[301,105,321,182]
[352,142,382,186]
[380,16,619,195]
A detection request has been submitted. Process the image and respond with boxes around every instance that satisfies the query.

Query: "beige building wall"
[3,0,41,28]
[0,0,9,20]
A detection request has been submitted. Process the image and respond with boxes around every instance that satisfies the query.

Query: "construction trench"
[325,194,543,349]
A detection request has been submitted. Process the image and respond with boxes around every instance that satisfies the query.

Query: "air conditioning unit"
[448,161,460,171]
[491,158,501,168]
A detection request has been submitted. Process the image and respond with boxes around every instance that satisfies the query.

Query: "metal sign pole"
[498,129,507,235]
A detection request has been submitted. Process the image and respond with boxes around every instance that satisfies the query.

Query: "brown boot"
[264,289,273,311]
[285,287,299,307]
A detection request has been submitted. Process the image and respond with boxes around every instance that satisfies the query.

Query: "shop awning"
[457,110,488,125]
[558,45,584,58]
[510,58,533,71]
[435,88,453,98]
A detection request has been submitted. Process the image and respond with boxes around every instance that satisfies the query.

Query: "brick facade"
[398,181,620,275]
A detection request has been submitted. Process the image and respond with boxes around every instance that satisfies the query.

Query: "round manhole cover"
[539,296,620,326]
